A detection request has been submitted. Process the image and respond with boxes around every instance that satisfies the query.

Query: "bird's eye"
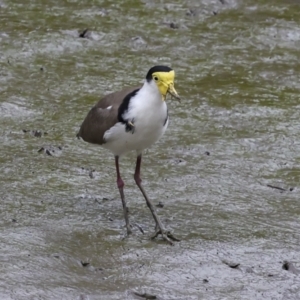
[154,76,158,81]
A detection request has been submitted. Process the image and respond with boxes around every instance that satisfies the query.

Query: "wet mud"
[1,0,300,299]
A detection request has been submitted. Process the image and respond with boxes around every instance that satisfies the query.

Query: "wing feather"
[77,85,141,145]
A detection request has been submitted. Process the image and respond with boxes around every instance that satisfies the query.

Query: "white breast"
[103,82,168,156]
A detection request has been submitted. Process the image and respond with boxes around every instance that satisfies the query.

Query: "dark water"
[1,0,300,299]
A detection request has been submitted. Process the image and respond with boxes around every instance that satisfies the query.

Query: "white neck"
[139,79,162,102]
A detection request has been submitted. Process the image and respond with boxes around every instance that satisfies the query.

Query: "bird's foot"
[151,229,180,245]
[125,222,145,235]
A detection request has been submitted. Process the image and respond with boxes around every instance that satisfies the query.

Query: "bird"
[77,65,180,244]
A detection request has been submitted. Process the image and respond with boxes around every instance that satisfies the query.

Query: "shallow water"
[1,0,300,299]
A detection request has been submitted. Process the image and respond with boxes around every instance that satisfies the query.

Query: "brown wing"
[77,85,141,145]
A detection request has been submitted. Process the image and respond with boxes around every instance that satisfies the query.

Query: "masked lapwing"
[77,66,180,244]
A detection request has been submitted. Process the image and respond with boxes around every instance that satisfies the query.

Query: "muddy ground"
[0,0,300,299]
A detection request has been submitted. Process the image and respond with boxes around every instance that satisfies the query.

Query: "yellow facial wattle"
[152,70,180,101]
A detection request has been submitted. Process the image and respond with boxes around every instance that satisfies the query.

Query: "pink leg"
[134,155,177,245]
[115,156,131,235]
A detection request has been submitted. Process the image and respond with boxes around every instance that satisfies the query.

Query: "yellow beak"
[167,84,180,101]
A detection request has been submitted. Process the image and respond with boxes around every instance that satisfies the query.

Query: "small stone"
[282,261,300,274]
[81,261,90,267]
[33,130,42,138]
[222,259,240,269]
[156,202,164,208]
[89,170,95,179]
[170,22,179,29]
[45,149,52,156]
[79,29,90,38]
[38,145,62,156]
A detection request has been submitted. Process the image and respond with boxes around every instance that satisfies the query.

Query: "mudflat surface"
[1,0,300,299]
